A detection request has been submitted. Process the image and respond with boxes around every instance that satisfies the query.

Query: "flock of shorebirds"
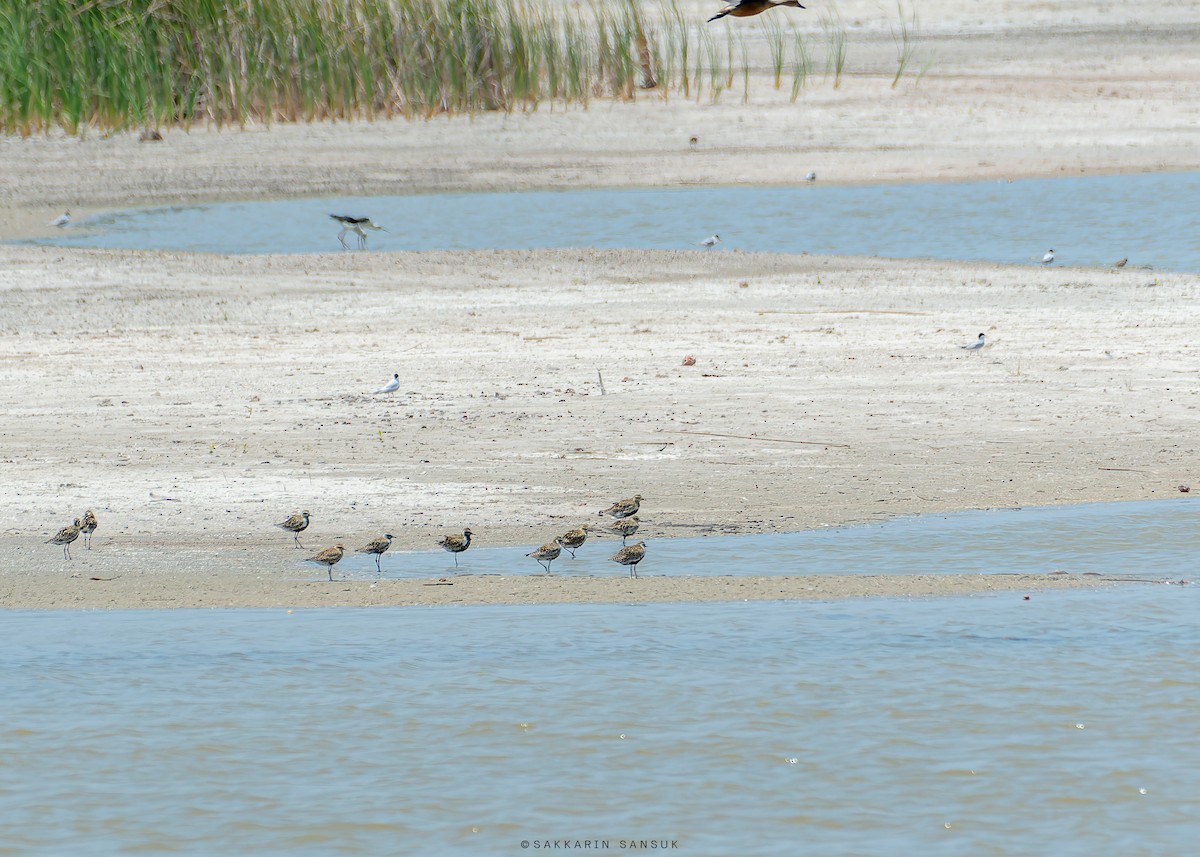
[278,494,647,580]
[46,496,647,579]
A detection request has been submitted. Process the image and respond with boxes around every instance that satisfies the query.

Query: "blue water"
[2,588,1197,855]
[337,497,1200,579]
[28,172,1200,270]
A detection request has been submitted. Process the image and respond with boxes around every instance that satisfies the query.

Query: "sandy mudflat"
[2,1,1199,608]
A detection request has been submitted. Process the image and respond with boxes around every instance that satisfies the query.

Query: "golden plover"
[47,519,82,560]
[557,525,590,559]
[609,541,647,578]
[707,0,804,23]
[438,528,473,567]
[606,516,640,546]
[306,544,345,581]
[80,509,99,549]
[527,540,562,574]
[599,494,642,519]
[358,533,394,574]
[276,511,311,549]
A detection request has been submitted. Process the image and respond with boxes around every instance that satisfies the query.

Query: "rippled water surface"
[336,498,1200,579]
[28,172,1200,270]
[3,587,1198,855]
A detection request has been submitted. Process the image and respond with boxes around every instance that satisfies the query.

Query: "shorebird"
[606,516,640,546]
[439,528,473,567]
[698,234,721,249]
[707,0,804,23]
[357,533,394,574]
[49,210,71,228]
[599,494,642,519]
[610,541,647,578]
[960,333,986,351]
[306,544,345,581]
[1113,257,1128,269]
[330,214,386,250]
[80,509,99,549]
[275,511,311,549]
[373,373,400,395]
[527,540,562,573]
[805,171,817,182]
[47,519,82,559]
[557,526,590,558]
[1042,248,1056,265]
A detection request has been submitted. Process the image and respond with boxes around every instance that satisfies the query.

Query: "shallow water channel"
[29,171,1200,270]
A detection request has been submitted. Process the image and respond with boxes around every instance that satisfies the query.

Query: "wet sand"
[2,1,1197,607]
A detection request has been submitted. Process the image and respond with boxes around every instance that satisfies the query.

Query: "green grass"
[0,0,926,135]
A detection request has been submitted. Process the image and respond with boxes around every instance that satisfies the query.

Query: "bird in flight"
[708,0,804,23]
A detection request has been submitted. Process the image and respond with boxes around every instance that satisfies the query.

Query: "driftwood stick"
[662,429,850,448]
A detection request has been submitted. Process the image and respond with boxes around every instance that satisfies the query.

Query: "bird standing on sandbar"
[599,494,642,519]
[606,516,640,545]
[306,544,345,581]
[557,526,590,558]
[357,533,394,574]
[374,373,400,395]
[47,519,82,559]
[80,509,99,549]
[330,214,386,250]
[49,210,71,228]
[610,541,647,578]
[439,528,473,567]
[698,234,721,249]
[276,511,311,549]
[960,333,986,351]
[528,540,562,573]
[707,0,804,23]
[1042,248,1056,265]
[1113,257,1128,269]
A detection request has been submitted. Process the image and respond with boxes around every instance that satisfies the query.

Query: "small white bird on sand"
[698,234,721,249]
[1042,248,1055,265]
[373,373,400,395]
[805,171,817,182]
[960,333,986,351]
[330,214,386,250]
[49,210,71,228]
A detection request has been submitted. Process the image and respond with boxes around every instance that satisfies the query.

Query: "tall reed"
[0,0,928,135]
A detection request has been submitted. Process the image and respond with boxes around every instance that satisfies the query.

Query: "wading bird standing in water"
[707,0,804,24]
[439,528,473,567]
[330,214,386,250]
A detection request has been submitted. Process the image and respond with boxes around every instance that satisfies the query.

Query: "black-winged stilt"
[330,214,386,250]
